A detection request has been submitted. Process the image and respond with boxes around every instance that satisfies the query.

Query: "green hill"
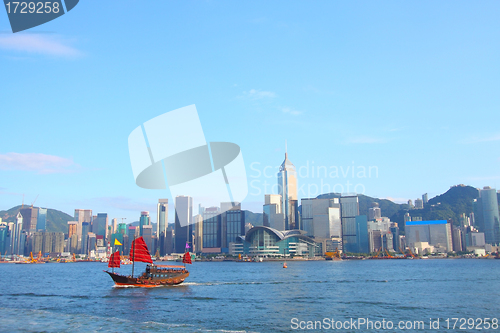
[316,192,406,218]
[0,205,73,234]
[244,210,263,226]
[390,185,480,232]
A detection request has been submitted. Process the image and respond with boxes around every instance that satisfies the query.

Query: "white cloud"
[0,34,82,57]
[461,133,500,144]
[0,153,80,174]
[240,89,276,99]
[344,136,388,144]
[281,107,302,116]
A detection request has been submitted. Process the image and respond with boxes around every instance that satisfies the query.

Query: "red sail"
[108,251,121,268]
[182,252,192,264]
[129,236,153,264]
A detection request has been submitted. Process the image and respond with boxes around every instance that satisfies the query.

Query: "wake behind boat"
[105,236,191,287]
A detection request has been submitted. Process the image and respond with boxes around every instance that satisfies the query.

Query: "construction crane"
[385,249,393,258]
[31,194,39,208]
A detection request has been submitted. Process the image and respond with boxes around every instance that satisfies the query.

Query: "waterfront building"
[87,233,96,256]
[165,229,174,255]
[277,150,298,230]
[174,195,193,253]
[31,231,65,255]
[157,199,168,255]
[390,224,400,252]
[474,187,500,245]
[110,233,124,254]
[0,222,9,256]
[237,226,318,257]
[53,232,64,253]
[157,199,168,236]
[422,193,428,204]
[468,231,486,248]
[111,218,117,235]
[36,208,47,231]
[341,195,359,252]
[452,226,463,252]
[75,209,92,252]
[301,197,342,242]
[405,220,452,253]
[263,194,285,231]
[202,207,221,252]
[221,202,245,251]
[139,211,150,237]
[368,202,382,221]
[7,222,14,255]
[356,215,369,253]
[193,214,203,253]
[368,230,382,252]
[142,225,154,254]
[42,232,53,254]
[127,226,137,253]
[81,222,90,255]
[12,213,24,255]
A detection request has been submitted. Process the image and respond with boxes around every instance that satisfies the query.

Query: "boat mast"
[131,235,136,278]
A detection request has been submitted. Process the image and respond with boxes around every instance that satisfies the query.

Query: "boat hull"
[105,271,189,287]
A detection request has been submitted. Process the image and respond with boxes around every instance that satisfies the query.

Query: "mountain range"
[1,185,498,234]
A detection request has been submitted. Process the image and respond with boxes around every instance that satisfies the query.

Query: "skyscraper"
[263,194,285,230]
[74,209,92,252]
[368,202,381,220]
[81,222,90,255]
[341,195,359,252]
[221,202,245,250]
[422,193,428,204]
[139,211,150,236]
[95,213,108,242]
[193,214,203,253]
[13,213,24,255]
[20,207,38,234]
[36,208,47,231]
[277,150,298,230]
[142,225,153,254]
[476,187,500,245]
[174,196,193,253]
[0,222,9,256]
[157,199,168,237]
[300,198,341,240]
[202,207,221,250]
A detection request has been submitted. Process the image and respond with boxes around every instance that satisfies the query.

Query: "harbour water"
[0,259,499,332]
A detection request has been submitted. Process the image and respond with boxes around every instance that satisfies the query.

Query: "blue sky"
[1,1,499,224]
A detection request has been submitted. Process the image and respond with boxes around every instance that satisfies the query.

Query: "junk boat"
[105,236,191,287]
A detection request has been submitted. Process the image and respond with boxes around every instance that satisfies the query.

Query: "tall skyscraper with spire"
[277,143,299,230]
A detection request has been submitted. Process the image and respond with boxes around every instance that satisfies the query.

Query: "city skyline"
[1,1,500,224]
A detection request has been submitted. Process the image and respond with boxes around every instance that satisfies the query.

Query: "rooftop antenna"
[285,140,287,158]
